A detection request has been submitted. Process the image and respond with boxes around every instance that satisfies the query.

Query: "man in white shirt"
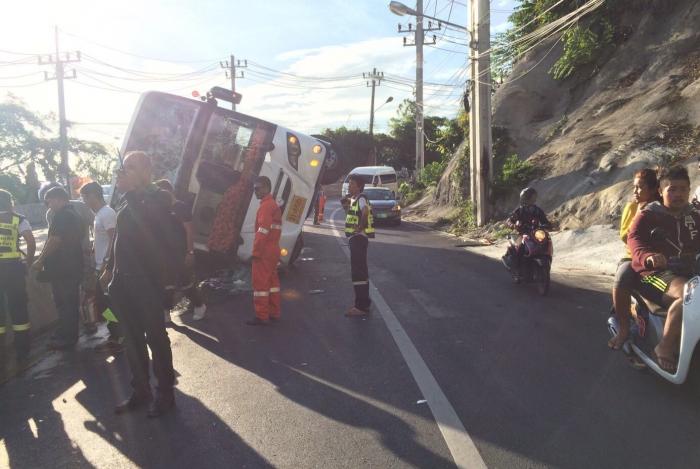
[80,182,122,353]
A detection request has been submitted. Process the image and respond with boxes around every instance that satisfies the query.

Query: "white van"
[341,166,398,198]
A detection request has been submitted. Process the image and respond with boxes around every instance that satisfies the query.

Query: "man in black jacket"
[102,151,177,418]
[34,187,85,350]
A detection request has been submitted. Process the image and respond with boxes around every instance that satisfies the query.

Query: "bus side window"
[272,169,283,199]
[280,178,292,214]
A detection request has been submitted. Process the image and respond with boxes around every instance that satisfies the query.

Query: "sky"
[0,0,517,150]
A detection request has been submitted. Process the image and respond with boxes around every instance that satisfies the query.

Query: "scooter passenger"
[627,165,700,372]
[608,168,661,350]
[502,187,551,280]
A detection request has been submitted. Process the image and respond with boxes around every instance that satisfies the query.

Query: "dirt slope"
[434,1,700,229]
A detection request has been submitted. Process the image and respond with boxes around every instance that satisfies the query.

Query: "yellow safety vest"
[345,195,375,238]
[0,212,21,260]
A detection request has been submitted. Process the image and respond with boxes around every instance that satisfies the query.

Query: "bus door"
[189,109,275,255]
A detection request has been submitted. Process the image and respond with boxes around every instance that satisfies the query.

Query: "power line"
[59,28,225,64]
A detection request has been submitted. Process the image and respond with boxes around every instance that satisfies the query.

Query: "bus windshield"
[198,110,255,172]
[123,93,201,182]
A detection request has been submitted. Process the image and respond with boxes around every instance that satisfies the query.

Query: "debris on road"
[416,399,427,405]
[309,289,325,295]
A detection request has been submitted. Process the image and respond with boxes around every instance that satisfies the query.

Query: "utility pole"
[469,0,492,226]
[364,68,384,166]
[396,3,440,174]
[40,26,80,194]
[220,55,247,111]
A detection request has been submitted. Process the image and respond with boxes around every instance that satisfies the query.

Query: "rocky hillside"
[433,0,700,229]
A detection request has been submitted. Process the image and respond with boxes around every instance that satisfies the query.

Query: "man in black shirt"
[102,151,177,418]
[34,186,85,349]
[154,179,206,321]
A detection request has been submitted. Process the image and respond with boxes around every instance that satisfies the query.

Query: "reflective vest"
[0,212,22,261]
[345,195,375,238]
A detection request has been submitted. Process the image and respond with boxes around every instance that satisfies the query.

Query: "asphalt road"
[2,199,700,468]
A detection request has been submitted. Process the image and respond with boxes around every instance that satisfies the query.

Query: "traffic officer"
[247,176,282,326]
[343,174,375,317]
[0,189,36,366]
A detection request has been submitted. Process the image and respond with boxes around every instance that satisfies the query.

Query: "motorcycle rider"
[608,168,661,350]
[502,187,551,280]
[627,165,700,372]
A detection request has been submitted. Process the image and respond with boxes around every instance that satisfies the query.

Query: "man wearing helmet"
[502,187,551,279]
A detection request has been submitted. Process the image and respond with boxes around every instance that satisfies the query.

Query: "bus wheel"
[289,234,304,266]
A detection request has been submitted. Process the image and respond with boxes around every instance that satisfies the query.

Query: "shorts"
[614,260,640,290]
[638,270,676,305]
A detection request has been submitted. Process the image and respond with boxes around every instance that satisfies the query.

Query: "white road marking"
[329,207,487,469]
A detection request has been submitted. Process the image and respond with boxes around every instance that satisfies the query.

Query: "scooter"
[608,228,700,384]
[503,220,553,296]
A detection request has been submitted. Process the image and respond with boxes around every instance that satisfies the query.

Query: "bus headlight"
[280,248,289,257]
[684,277,699,305]
[312,144,322,154]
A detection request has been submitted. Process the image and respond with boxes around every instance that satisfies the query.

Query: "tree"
[0,96,111,202]
[319,126,374,175]
[388,99,466,169]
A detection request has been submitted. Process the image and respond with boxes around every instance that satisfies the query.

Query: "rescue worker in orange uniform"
[313,188,326,225]
[246,176,282,326]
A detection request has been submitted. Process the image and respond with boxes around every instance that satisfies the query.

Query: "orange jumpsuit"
[318,192,326,222]
[252,194,282,320]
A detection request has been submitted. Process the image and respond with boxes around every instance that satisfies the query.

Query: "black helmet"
[520,187,537,205]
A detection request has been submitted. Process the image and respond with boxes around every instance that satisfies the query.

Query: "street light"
[389,1,470,35]
[369,96,394,166]
[374,96,394,116]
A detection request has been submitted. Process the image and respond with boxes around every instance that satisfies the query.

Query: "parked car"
[365,187,401,226]
[341,166,398,198]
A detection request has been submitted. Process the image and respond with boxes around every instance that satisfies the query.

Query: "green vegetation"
[448,200,476,235]
[398,180,425,206]
[495,0,626,81]
[320,100,466,179]
[418,160,448,187]
[0,97,112,203]
[550,21,613,79]
[493,154,541,199]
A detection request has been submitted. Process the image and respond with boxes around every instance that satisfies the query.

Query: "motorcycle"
[503,220,553,296]
[608,228,700,383]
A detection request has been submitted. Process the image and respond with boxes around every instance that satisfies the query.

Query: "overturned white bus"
[116,88,337,267]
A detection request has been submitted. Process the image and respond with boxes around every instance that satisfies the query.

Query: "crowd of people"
[0,149,346,417]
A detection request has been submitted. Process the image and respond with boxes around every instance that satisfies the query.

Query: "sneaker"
[192,304,207,321]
